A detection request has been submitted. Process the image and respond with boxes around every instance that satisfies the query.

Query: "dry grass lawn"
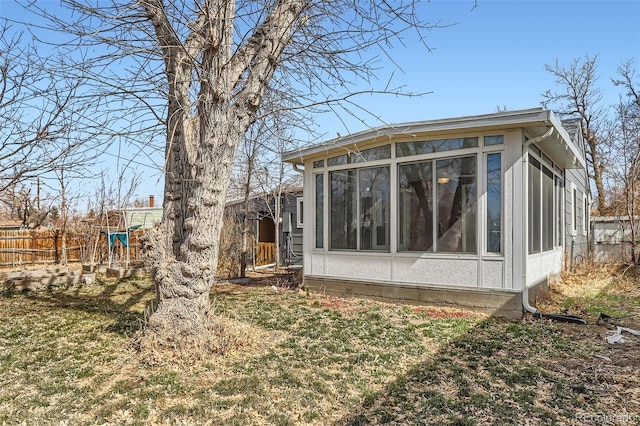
[0,264,638,425]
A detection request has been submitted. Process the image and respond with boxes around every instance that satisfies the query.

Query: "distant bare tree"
[607,60,640,263]
[542,55,609,213]
[0,24,99,193]
[613,59,640,111]
[1,183,50,229]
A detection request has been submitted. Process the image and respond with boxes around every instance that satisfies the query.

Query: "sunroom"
[282,108,588,317]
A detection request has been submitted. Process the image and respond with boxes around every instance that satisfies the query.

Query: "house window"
[528,157,542,254]
[484,135,504,146]
[329,167,390,251]
[398,161,434,251]
[542,165,554,251]
[296,197,304,228]
[398,155,477,253]
[359,167,390,250]
[556,176,563,247]
[327,145,391,166]
[352,145,391,163]
[315,174,323,249]
[396,137,478,157]
[529,152,563,254]
[330,170,357,249]
[313,160,324,168]
[572,186,578,235]
[486,152,502,253]
[583,195,589,235]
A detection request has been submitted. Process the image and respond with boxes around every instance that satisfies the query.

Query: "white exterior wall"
[527,249,564,287]
[287,109,588,307]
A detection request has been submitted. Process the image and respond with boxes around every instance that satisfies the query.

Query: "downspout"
[292,163,304,174]
[521,127,554,314]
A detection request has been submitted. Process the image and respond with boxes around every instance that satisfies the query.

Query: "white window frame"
[484,150,503,255]
[296,197,304,228]
[583,193,589,236]
[571,183,578,236]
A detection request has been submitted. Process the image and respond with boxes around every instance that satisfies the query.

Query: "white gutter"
[292,163,304,174]
[521,126,555,314]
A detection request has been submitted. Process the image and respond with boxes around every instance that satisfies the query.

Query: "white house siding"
[393,256,478,287]
[125,208,163,229]
[482,259,504,289]
[526,249,564,287]
[322,252,393,281]
[309,251,325,276]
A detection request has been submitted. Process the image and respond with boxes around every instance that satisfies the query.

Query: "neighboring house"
[122,196,163,230]
[224,188,304,267]
[124,207,163,230]
[282,108,589,317]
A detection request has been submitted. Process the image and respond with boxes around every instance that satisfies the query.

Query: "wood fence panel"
[0,229,145,269]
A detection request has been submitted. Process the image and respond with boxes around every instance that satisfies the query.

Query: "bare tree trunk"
[140,0,306,342]
[586,134,607,213]
[240,158,255,278]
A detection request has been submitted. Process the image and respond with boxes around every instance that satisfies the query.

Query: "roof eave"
[282,108,551,164]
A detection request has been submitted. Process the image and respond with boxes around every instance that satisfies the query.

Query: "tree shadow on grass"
[337,315,638,426]
[8,274,155,337]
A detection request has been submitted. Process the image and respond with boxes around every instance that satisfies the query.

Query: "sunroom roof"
[282,108,586,169]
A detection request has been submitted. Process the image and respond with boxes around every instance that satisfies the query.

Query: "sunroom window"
[398,155,477,253]
[315,174,324,249]
[528,152,562,254]
[397,137,478,157]
[486,152,502,253]
[330,166,390,251]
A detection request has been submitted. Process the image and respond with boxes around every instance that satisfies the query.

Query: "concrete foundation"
[303,275,533,319]
[2,269,96,292]
[106,266,150,279]
[82,264,108,273]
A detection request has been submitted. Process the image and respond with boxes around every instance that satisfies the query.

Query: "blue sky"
[1,0,639,209]
[311,0,640,140]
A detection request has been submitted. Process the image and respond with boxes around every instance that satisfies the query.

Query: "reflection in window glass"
[542,166,554,251]
[528,157,541,254]
[398,161,434,251]
[330,170,357,249]
[315,174,323,249]
[313,160,324,168]
[556,176,563,247]
[484,135,504,146]
[396,137,478,157]
[436,156,477,253]
[327,154,349,166]
[486,153,502,253]
[584,196,589,234]
[352,145,391,163]
[327,145,391,166]
[359,167,390,250]
[573,188,578,233]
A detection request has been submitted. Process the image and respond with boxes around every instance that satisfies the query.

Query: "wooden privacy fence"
[0,229,145,269]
